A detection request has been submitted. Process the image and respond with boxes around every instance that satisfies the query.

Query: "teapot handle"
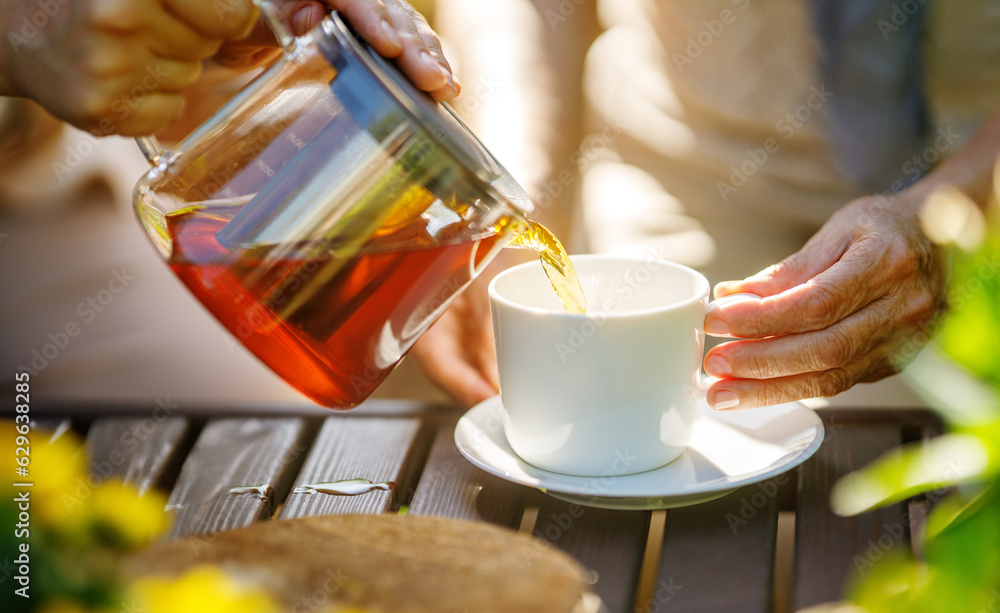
[135,135,165,166]
[134,0,295,166]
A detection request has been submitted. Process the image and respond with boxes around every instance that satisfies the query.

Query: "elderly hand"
[219,0,459,99]
[411,249,533,408]
[702,192,948,411]
[0,0,456,136]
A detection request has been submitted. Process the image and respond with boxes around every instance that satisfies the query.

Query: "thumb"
[242,0,327,46]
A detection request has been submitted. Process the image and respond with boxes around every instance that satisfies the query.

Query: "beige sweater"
[580,0,1000,279]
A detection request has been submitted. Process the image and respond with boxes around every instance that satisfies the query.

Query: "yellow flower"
[130,566,280,613]
[91,479,171,547]
[1,421,89,528]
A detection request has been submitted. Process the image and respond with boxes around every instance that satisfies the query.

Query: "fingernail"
[714,281,736,296]
[292,6,319,36]
[713,391,741,411]
[706,355,731,378]
[705,317,730,336]
[443,70,459,96]
[380,19,402,51]
[419,50,446,77]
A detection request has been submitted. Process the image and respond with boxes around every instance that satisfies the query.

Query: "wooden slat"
[278,416,423,518]
[407,423,528,526]
[793,417,908,609]
[656,480,782,613]
[86,416,190,495]
[166,418,306,539]
[532,499,650,613]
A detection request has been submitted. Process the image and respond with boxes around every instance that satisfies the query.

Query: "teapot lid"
[319,12,532,215]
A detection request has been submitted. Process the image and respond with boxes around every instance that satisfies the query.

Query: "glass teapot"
[133,2,532,408]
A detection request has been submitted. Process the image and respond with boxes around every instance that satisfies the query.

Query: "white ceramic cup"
[489,254,748,477]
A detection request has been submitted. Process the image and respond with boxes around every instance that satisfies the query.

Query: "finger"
[706,362,871,411]
[88,0,152,33]
[705,298,895,380]
[77,33,149,78]
[396,1,454,76]
[81,48,203,91]
[437,359,498,408]
[326,0,403,56]
[100,92,187,136]
[473,323,500,391]
[290,1,328,35]
[706,243,889,339]
[238,0,326,45]
[163,0,259,40]
[123,57,204,92]
[413,335,497,408]
[381,1,452,93]
[426,82,461,102]
[146,9,229,60]
[213,46,284,70]
[71,56,198,129]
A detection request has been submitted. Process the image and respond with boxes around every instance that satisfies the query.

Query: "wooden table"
[38,401,943,613]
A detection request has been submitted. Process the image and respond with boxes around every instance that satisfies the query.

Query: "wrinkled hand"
[702,193,947,411]
[3,0,260,135]
[2,0,457,136]
[411,250,532,408]
[218,0,460,100]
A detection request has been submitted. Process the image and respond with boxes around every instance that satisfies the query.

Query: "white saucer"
[454,395,824,510]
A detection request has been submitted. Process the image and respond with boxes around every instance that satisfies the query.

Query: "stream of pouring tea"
[510,218,588,314]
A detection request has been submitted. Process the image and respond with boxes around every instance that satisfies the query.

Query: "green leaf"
[830,432,996,516]
[923,482,1000,588]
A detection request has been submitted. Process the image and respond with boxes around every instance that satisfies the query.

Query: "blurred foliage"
[814,172,1000,613]
[937,223,1000,390]
[2,422,382,613]
[1,422,170,613]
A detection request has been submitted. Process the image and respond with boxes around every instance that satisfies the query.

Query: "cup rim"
[488,254,711,318]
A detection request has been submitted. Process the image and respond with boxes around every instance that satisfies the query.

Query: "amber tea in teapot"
[133,8,584,408]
